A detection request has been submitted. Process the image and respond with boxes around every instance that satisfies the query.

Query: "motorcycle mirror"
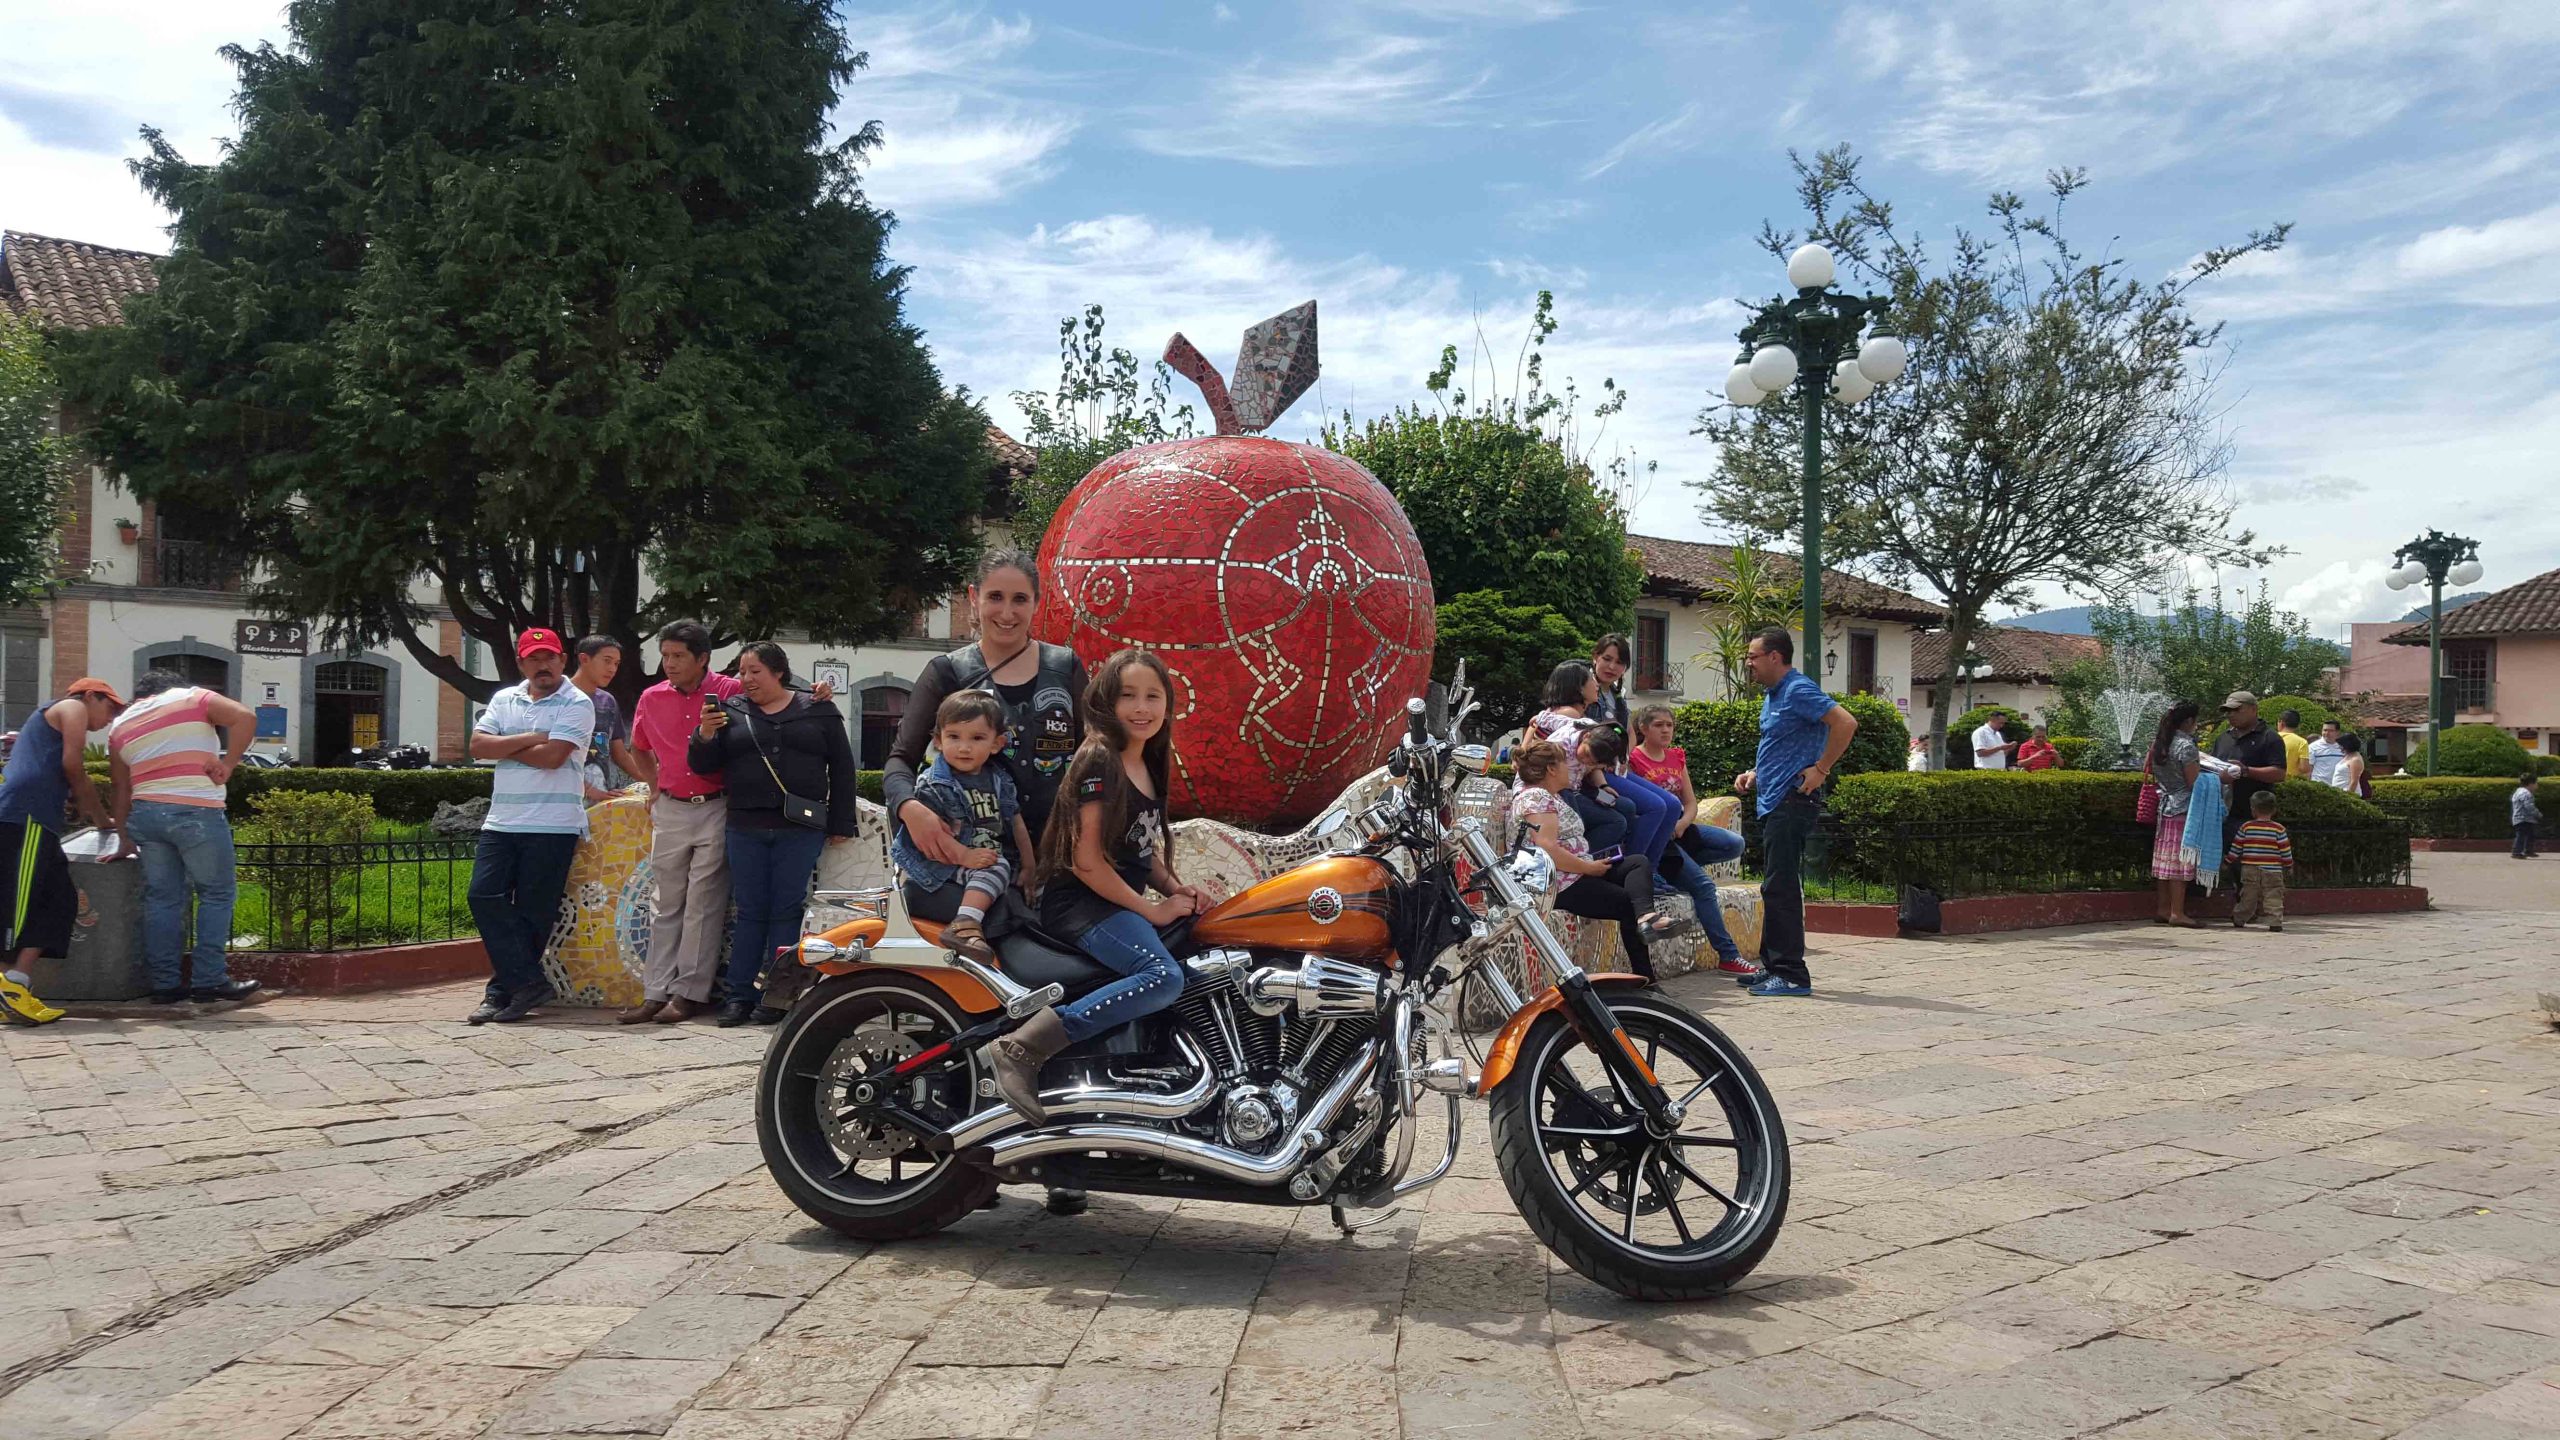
[1451,744,1491,777]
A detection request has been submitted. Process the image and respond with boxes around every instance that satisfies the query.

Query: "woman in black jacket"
[689,641,860,1025]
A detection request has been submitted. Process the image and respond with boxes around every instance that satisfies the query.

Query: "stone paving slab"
[1,852,2555,1437]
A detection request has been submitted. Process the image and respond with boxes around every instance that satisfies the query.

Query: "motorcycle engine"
[1216,1083,1300,1152]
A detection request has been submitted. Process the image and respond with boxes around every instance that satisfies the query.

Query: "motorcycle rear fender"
[1477,973,1651,1094]
[793,916,1005,1017]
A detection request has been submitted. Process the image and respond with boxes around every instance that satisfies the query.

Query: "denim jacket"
[890,755,1019,891]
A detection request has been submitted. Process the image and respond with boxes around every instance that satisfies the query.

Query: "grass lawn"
[232,825,478,950]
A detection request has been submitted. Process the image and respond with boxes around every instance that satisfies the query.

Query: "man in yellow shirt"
[2276,708,2311,780]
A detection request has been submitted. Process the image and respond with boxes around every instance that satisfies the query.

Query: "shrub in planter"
[1673,692,1907,796]
[2050,735,2098,769]
[1943,704,2029,770]
[239,790,377,949]
[2367,776,2515,837]
[2396,724,2532,778]
[225,766,495,824]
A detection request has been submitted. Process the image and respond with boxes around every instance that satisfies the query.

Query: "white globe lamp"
[1786,243,1836,290]
[2384,569,2412,592]
[1748,343,1799,393]
[1724,363,1766,407]
[1831,359,1875,404]
[1856,333,1908,384]
[2449,558,2483,587]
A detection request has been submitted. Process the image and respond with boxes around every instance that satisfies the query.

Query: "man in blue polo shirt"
[465,629,595,1024]
[1734,627,1858,997]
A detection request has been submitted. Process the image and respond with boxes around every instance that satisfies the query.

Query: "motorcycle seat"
[910,918,1118,996]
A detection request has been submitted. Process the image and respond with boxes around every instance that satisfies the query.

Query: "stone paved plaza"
[3,853,2556,1439]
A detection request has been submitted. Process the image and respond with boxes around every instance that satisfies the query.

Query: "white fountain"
[2090,650,2169,770]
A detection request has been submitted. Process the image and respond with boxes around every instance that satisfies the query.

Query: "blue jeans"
[128,802,237,990]
[1660,824,1746,961]
[1611,769,1682,865]
[1757,795,1821,986]
[1058,907,1185,1044]
[468,830,580,999]
[724,826,827,1004]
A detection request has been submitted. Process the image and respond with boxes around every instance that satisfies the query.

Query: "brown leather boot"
[988,1007,1068,1123]
[616,999,665,1025]
[942,917,996,964]
[654,997,705,1024]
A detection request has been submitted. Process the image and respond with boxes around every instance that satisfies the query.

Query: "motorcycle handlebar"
[1405,697,1429,745]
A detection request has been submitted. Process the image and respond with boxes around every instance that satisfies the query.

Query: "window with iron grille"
[2445,642,2492,712]
[315,660,387,694]
[1635,613,1669,692]
[2,630,38,721]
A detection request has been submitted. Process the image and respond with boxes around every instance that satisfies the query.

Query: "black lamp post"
[2383,529,2483,777]
[1725,243,1905,671]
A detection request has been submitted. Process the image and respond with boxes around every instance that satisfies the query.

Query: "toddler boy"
[2228,790,2293,931]
[890,691,1034,963]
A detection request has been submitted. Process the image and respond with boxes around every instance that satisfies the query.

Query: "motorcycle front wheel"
[1488,990,1789,1300]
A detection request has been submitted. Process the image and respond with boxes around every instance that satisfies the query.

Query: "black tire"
[755,973,999,1240]
[1487,991,1789,1300]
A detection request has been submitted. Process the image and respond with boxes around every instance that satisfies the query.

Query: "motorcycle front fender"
[1476,973,1651,1094]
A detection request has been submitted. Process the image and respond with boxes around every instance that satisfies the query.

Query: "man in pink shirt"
[108,670,261,1005]
[622,622,742,1023]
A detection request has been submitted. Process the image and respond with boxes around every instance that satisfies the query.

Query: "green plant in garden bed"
[2366,776,2519,838]
[1673,693,1907,796]
[2394,725,2533,779]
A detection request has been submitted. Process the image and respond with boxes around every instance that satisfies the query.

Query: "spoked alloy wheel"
[755,975,998,1238]
[1489,991,1788,1299]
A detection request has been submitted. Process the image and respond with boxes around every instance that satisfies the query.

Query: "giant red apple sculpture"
[1033,302,1436,826]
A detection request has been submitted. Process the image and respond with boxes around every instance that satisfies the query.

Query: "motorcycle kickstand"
[1330,1203,1404,1236]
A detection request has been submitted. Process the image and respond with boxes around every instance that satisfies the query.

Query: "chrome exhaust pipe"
[938,1033,1220,1152]
[980,1037,1381,1187]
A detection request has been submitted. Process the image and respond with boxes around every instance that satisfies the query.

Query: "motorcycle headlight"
[1504,846,1556,897]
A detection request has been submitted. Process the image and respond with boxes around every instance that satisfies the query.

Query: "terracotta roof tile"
[1912,626,2105,685]
[1,231,159,330]
[1629,534,1946,625]
[2352,693,2430,726]
[2382,564,2560,643]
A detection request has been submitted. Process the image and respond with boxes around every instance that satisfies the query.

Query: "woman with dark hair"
[2147,700,2204,927]
[689,642,861,1025]
[885,551,1089,908]
[1530,655,1682,890]
[1507,738,1659,982]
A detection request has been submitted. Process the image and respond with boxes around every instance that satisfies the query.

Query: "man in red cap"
[2,678,125,1024]
[464,628,596,1024]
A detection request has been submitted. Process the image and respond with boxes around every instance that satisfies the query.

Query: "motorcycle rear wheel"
[756,973,998,1239]
[1488,991,1788,1300]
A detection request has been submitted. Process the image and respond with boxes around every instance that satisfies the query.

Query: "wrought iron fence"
[232,836,478,951]
[1732,813,2411,902]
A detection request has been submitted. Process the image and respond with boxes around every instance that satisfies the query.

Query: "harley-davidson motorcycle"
[753,668,1789,1298]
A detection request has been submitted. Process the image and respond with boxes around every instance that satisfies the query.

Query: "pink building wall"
[2489,636,2560,750]
[2338,622,2429,698]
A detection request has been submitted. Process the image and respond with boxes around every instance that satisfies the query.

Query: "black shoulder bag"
[731,698,827,830]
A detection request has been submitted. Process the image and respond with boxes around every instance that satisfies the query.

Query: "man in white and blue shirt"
[465,628,595,1024]
[1734,627,1857,997]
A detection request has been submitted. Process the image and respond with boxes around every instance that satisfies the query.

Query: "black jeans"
[1757,793,1821,986]
[2516,823,2539,859]
[468,831,580,1000]
[1555,855,1656,980]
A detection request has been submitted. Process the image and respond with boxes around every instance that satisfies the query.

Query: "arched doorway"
[857,683,909,769]
[312,659,390,764]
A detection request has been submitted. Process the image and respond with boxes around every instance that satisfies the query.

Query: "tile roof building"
[0,231,159,330]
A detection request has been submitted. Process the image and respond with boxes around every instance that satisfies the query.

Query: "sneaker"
[190,979,261,1003]
[1746,975,1813,998]
[0,971,64,1025]
[1715,954,1763,978]
[491,983,556,1023]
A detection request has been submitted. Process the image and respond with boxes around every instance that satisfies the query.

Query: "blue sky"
[7,0,2558,633]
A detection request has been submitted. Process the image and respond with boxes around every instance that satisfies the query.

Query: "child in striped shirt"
[2228,790,2293,932]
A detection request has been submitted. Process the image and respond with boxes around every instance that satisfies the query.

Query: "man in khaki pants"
[621,622,740,1022]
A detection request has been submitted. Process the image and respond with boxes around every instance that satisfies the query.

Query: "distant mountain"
[2394,592,2490,624]
[1998,605,2098,636]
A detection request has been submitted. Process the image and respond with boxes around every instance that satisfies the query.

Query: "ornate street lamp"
[1725,242,1905,675]
[2383,529,2484,776]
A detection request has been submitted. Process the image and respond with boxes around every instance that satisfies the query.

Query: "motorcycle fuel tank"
[1190,854,1397,963]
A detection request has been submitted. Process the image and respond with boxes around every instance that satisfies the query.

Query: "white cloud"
[1125,35,1499,167]
[2280,560,2403,632]
[1582,103,1701,181]
[837,9,1076,213]
[863,110,1074,211]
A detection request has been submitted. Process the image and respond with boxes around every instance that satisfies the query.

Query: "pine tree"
[56,0,988,701]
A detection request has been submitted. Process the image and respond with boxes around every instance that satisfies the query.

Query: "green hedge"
[81,764,891,825]
[1819,772,2406,895]
[2051,735,2098,770]
[2396,725,2535,779]
[1672,692,1908,796]
[2536,755,2560,778]
[2368,776,2518,838]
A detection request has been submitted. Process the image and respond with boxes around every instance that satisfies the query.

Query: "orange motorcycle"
[752,667,1789,1298]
